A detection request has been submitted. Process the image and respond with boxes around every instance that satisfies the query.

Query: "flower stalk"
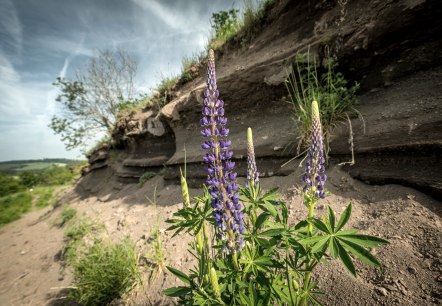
[201,49,244,253]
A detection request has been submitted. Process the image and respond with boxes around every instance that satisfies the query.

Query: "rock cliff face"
[79,0,442,199]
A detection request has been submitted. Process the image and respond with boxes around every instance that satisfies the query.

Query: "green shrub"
[0,192,32,226]
[138,171,156,187]
[285,49,360,156]
[70,239,141,306]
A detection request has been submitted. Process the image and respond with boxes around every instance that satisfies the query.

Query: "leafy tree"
[50,49,138,150]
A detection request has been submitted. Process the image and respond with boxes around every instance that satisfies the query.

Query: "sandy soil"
[0,165,441,306]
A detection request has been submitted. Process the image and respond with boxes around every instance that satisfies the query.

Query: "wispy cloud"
[0,0,23,57]
[131,0,187,30]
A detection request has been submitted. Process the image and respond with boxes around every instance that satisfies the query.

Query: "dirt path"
[0,166,441,305]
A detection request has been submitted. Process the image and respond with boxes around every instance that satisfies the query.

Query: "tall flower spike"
[246,127,259,188]
[303,100,327,199]
[201,49,244,252]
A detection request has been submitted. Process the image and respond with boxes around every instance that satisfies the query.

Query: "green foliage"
[285,50,360,155]
[57,207,77,227]
[164,182,388,305]
[0,174,25,197]
[209,9,240,49]
[208,0,277,50]
[138,171,156,187]
[70,239,141,306]
[0,192,32,226]
[19,165,75,188]
[34,186,55,208]
[63,220,102,265]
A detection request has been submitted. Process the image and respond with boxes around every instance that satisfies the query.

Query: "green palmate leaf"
[311,237,330,253]
[309,219,330,234]
[166,266,191,285]
[327,206,335,231]
[337,234,389,248]
[261,187,279,200]
[162,286,192,297]
[336,203,352,231]
[255,212,271,230]
[255,237,272,248]
[336,241,356,276]
[259,202,277,217]
[259,228,286,237]
[329,237,339,258]
[339,239,382,267]
[301,235,327,245]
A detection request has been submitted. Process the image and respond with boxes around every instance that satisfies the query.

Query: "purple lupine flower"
[246,127,259,188]
[303,100,327,199]
[201,49,245,252]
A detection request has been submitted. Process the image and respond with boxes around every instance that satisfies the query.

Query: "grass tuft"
[57,206,77,227]
[138,171,156,187]
[70,238,141,306]
[285,48,360,157]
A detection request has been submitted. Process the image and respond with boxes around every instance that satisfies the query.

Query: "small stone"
[376,287,388,296]
[407,266,417,275]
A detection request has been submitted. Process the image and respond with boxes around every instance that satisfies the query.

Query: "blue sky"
[0,0,243,161]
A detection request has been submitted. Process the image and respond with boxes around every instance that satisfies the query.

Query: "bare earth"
[0,165,441,305]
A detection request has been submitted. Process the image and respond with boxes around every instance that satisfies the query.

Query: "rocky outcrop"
[81,0,442,199]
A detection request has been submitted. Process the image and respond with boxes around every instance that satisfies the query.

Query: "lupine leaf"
[166,266,191,285]
[261,187,279,200]
[255,212,271,229]
[327,206,335,231]
[259,202,278,217]
[339,239,382,267]
[337,234,389,248]
[311,237,330,253]
[309,219,330,234]
[259,228,286,237]
[301,236,327,245]
[336,241,356,276]
[162,286,191,297]
[336,203,352,231]
[329,236,339,258]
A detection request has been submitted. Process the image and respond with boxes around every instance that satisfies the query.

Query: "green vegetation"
[0,192,32,226]
[0,174,25,196]
[0,186,64,227]
[35,186,55,208]
[70,239,140,306]
[57,207,77,227]
[0,158,81,175]
[63,219,102,265]
[138,171,156,187]
[208,0,276,50]
[285,50,360,156]
[145,196,166,282]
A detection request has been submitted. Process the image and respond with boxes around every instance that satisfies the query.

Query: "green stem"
[285,244,296,306]
[232,252,240,271]
[301,202,316,306]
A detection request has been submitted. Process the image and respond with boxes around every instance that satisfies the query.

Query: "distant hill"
[0,159,84,175]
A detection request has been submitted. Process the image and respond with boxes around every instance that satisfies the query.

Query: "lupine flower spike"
[200,49,245,252]
[246,127,259,189]
[303,100,327,200]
